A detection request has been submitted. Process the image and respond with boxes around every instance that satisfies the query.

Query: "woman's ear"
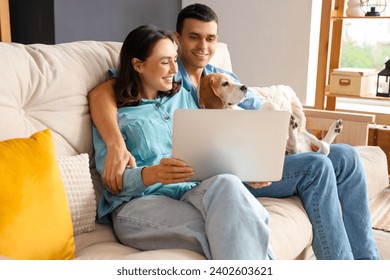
[132,58,143,73]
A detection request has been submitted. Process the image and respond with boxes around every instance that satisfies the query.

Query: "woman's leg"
[181,174,273,260]
[112,195,212,259]
[327,144,379,260]
[248,152,354,259]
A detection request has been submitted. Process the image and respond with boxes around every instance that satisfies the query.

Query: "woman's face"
[136,38,178,99]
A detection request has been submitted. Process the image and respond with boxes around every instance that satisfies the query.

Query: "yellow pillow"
[0,129,75,259]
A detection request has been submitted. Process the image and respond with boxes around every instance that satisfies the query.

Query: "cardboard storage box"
[330,68,377,96]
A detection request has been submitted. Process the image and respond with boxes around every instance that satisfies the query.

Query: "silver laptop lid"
[172,109,289,182]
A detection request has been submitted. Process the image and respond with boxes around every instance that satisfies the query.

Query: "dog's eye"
[221,82,229,87]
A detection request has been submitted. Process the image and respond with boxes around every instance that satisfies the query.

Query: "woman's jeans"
[112,174,274,260]
[112,144,379,260]
[249,144,379,260]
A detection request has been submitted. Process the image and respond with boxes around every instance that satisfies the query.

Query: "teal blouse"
[93,87,199,223]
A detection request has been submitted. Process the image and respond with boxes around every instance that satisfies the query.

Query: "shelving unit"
[327,93,390,100]
[0,0,11,42]
[314,0,390,111]
[315,0,390,174]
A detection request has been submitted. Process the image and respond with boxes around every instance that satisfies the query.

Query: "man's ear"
[173,32,181,53]
[132,58,143,73]
[173,32,180,43]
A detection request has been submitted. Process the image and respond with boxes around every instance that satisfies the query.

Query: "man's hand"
[247,182,272,189]
[103,144,137,195]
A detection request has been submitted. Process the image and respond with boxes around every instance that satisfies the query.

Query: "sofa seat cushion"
[74,224,205,260]
[261,196,312,259]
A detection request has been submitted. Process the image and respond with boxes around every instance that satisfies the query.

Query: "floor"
[374,229,390,260]
[373,185,390,260]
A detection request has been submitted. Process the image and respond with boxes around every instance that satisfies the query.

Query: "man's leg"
[248,152,354,260]
[328,144,379,259]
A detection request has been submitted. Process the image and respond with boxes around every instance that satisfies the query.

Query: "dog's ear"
[199,75,224,109]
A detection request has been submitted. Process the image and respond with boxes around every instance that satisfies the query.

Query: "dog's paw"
[334,119,343,134]
[328,119,343,135]
[290,115,298,129]
[322,119,343,145]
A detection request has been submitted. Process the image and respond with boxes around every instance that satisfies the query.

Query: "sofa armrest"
[304,108,375,146]
[355,146,389,200]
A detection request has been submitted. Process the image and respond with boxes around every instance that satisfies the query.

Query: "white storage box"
[329,68,377,96]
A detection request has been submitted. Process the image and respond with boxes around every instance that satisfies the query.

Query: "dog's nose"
[240,85,247,93]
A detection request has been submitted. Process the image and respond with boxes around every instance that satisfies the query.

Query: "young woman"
[92,25,274,260]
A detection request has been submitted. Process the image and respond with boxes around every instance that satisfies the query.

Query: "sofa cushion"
[0,129,75,259]
[355,146,389,200]
[0,41,121,157]
[57,154,96,235]
[260,196,312,259]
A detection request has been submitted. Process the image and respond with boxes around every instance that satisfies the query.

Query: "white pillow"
[56,154,96,235]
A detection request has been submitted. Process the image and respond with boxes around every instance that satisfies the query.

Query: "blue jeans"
[248,144,379,260]
[111,144,378,260]
[112,174,274,260]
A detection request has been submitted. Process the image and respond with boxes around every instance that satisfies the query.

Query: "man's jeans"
[248,144,379,260]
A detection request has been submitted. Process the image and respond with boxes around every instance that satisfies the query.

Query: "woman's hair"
[176,3,218,35]
[114,25,180,107]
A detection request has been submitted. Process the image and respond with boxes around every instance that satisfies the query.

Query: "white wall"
[182,0,322,106]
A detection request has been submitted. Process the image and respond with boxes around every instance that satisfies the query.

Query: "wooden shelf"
[315,0,390,115]
[326,93,390,101]
[332,16,390,20]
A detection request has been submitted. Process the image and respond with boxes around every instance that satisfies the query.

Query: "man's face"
[175,18,218,70]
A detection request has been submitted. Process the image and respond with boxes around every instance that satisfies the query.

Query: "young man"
[89,3,379,260]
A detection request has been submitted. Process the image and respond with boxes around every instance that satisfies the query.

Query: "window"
[336,13,390,114]
[340,19,390,71]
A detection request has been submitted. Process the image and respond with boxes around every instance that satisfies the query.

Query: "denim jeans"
[112,174,273,260]
[112,144,378,260]
[248,144,379,260]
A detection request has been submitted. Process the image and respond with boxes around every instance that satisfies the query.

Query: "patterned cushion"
[57,154,96,235]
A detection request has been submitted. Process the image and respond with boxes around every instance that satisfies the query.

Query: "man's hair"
[176,3,218,34]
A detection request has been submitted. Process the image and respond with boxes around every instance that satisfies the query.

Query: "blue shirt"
[93,87,199,223]
[109,58,264,110]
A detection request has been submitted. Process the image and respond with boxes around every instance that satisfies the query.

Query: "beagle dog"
[198,73,343,156]
[199,73,247,110]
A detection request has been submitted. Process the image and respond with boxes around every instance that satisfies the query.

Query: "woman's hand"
[142,158,194,186]
[247,182,272,189]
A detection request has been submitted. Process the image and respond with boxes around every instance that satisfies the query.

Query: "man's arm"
[88,79,136,195]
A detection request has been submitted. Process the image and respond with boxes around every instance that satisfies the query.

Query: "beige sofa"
[0,41,388,260]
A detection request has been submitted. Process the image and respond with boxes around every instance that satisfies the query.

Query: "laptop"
[171,109,290,182]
